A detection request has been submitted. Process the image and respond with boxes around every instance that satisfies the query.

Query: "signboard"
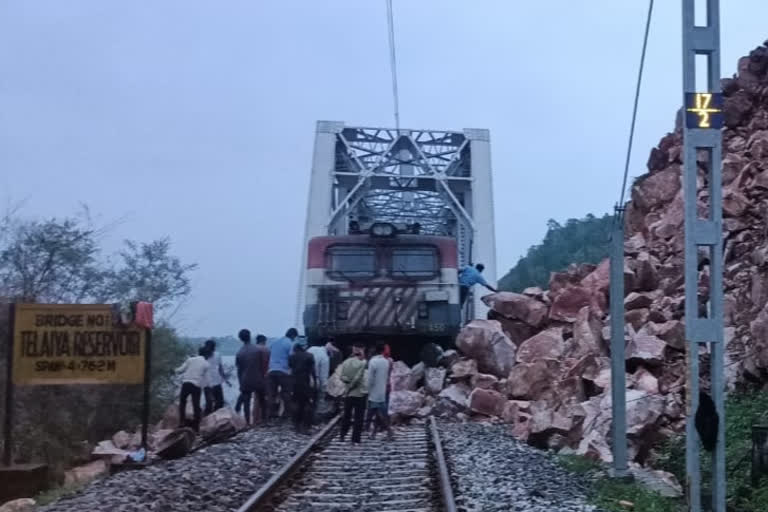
[685,92,724,129]
[12,304,147,385]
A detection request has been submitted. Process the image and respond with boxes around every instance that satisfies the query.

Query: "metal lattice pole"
[682,1,725,510]
[610,206,628,478]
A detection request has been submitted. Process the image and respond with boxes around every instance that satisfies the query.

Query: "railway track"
[237,416,456,512]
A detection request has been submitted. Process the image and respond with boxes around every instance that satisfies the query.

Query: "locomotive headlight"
[370,222,396,237]
[417,302,429,319]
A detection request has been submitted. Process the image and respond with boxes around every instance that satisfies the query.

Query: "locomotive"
[303,221,461,351]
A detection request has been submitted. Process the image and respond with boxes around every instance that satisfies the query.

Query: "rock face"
[374,41,768,481]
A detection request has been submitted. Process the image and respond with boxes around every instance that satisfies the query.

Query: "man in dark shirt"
[236,330,270,425]
[289,339,316,434]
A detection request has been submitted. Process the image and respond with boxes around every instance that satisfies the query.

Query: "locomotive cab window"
[326,245,376,279]
[390,246,438,279]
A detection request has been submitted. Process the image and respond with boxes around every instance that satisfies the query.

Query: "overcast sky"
[1,1,767,337]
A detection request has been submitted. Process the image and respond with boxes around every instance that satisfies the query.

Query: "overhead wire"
[616,0,655,215]
[385,0,401,130]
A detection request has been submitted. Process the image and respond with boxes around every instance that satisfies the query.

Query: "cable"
[618,0,654,208]
[385,0,401,130]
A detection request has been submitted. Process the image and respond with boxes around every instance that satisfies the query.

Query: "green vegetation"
[559,391,768,512]
[498,213,613,292]
[650,390,768,512]
[558,454,683,511]
[0,208,196,474]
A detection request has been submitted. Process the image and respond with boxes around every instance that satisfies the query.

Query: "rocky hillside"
[385,40,768,474]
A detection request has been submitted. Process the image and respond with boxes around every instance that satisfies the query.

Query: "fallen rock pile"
[392,40,768,471]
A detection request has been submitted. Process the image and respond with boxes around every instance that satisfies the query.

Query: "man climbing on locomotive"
[458,263,497,306]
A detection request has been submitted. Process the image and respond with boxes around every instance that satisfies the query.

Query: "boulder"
[0,499,36,512]
[388,390,425,417]
[580,259,610,294]
[455,320,517,378]
[450,358,478,380]
[200,407,247,443]
[500,401,520,423]
[507,359,560,401]
[569,306,605,358]
[410,362,426,389]
[549,286,594,322]
[424,367,446,395]
[632,166,680,211]
[632,368,659,394]
[625,308,650,330]
[516,327,565,363]
[634,252,660,291]
[642,320,685,350]
[471,372,499,390]
[490,315,535,346]
[390,361,415,391]
[419,343,444,368]
[64,460,108,487]
[624,292,654,310]
[437,383,471,408]
[482,292,548,327]
[627,334,667,366]
[468,388,507,417]
[438,349,460,368]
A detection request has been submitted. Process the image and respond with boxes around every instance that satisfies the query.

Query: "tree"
[498,213,613,292]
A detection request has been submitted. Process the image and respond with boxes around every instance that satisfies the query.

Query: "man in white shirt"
[175,346,211,432]
[365,342,393,440]
[307,338,330,422]
[203,339,229,415]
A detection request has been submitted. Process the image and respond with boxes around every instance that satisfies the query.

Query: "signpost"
[682,1,725,511]
[3,303,151,466]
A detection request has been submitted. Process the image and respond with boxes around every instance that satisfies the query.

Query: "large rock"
[200,406,247,442]
[549,286,595,322]
[64,460,109,487]
[472,372,499,390]
[437,383,471,408]
[624,292,654,310]
[390,361,415,391]
[482,292,548,327]
[0,499,36,512]
[580,259,610,294]
[410,362,426,389]
[455,320,517,378]
[569,306,605,358]
[424,367,446,395]
[641,320,685,351]
[450,358,478,380]
[388,390,425,417]
[627,334,667,366]
[632,166,680,211]
[516,327,565,363]
[438,349,460,368]
[468,388,507,417]
[507,359,560,401]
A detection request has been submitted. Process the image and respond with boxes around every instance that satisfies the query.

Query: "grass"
[649,390,768,512]
[558,454,684,511]
[559,390,768,511]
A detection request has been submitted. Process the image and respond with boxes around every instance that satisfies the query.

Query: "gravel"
[439,421,602,512]
[40,421,318,512]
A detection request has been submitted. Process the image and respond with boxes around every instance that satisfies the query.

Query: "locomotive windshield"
[391,246,438,278]
[327,245,376,279]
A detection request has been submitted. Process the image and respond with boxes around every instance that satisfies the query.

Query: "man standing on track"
[176,345,212,432]
[307,337,330,423]
[268,328,299,418]
[338,343,368,444]
[289,339,316,434]
[236,330,270,425]
[458,263,497,306]
[365,342,394,440]
[203,339,228,415]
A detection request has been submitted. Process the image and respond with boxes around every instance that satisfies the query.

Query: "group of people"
[175,327,395,443]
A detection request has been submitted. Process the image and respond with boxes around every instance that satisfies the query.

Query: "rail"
[430,416,458,512]
[237,415,457,511]
[236,415,340,512]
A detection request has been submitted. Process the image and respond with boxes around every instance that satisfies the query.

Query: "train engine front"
[303,222,460,352]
